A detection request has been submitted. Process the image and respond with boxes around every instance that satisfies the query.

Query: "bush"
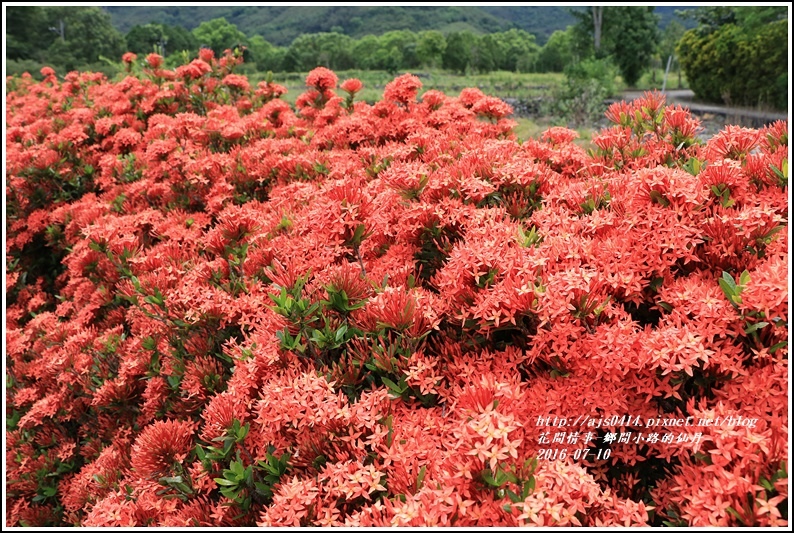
[677,19,788,109]
[5,53,789,527]
[548,57,618,126]
[6,59,48,80]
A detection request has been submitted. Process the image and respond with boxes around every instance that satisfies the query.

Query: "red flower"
[340,78,363,94]
[306,66,338,92]
[384,73,422,106]
[199,47,215,62]
[145,53,164,69]
[131,420,195,478]
[122,52,137,64]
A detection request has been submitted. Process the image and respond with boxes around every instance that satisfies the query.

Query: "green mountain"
[103,6,694,46]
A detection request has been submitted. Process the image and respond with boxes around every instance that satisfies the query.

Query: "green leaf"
[720,271,737,293]
[214,477,239,486]
[416,465,426,491]
[381,376,404,395]
[744,322,769,334]
[335,324,348,343]
[230,460,245,477]
[769,341,787,354]
[481,469,499,487]
[759,477,774,492]
[725,506,744,524]
[649,190,670,207]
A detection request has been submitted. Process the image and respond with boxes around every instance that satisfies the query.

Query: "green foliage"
[247,35,286,72]
[551,58,619,126]
[104,6,511,46]
[611,7,660,86]
[283,32,357,72]
[126,23,198,56]
[6,6,51,61]
[192,17,247,56]
[442,31,475,74]
[534,28,575,73]
[677,18,788,109]
[210,445,290,512]
[6,6,125,73]
[416,30,447,68]
[571,6,660,87]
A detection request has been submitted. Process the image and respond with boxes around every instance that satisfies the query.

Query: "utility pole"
[49,19,65,41]
[592,6,603,52]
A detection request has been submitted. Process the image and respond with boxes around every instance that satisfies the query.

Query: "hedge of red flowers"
[5,50,789,527]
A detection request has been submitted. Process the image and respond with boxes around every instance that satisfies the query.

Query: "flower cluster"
[5,54,788,527]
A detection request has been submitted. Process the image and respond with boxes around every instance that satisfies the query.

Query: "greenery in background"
[571,6,660,87]
[98,5,693,47]
[549,58,620,127]
[676,7,788,110]
[101,5,553,46]
[7,6,125,73]
[125,23,198,57]
[6,5,785,119]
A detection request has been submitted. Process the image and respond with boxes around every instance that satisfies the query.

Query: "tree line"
[6,6,665,79]
[6,6,787,109]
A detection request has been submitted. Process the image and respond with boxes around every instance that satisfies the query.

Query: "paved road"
[615,89,788,127]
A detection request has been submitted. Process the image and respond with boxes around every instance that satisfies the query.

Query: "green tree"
[192,17,247,56]
[572,6,659,87]
[535,27,574,72]
[659,20,686,63]
[351,35,380,70]
[283,32,355,72]
[492,29,540,72]
[6,7,50,60]
[608,7,660,86]
[443,31,474,74]
[126,24,166,55]
[416,30,446,68]
[470,34,496,73]
[162,24,199,56]
[677,17,787,109]
[378,30,420,69]
[39,7,126,67]
[658,20,686,88]
[247,35,286,72]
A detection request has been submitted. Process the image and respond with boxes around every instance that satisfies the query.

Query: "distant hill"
[104,6,695,46]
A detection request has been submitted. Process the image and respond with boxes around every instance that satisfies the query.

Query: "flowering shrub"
[5,51,789,527]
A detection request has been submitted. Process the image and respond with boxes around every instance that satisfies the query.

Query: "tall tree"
[442,31,474,74]
[6,7,50,60]
[573,6,660,86]
[536,28,575,72]
[40,7,126,68]
[416,30,446,68]
[192,18,247,56]
[608,7,660,86]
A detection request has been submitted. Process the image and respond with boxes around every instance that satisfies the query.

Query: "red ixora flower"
[199,47,215,62]
[131,419,196,478]
[306,66,338,92]
[384,73,422,106]
[122,52,137,64]
[146,53,164,69]
[340,78,363,94]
